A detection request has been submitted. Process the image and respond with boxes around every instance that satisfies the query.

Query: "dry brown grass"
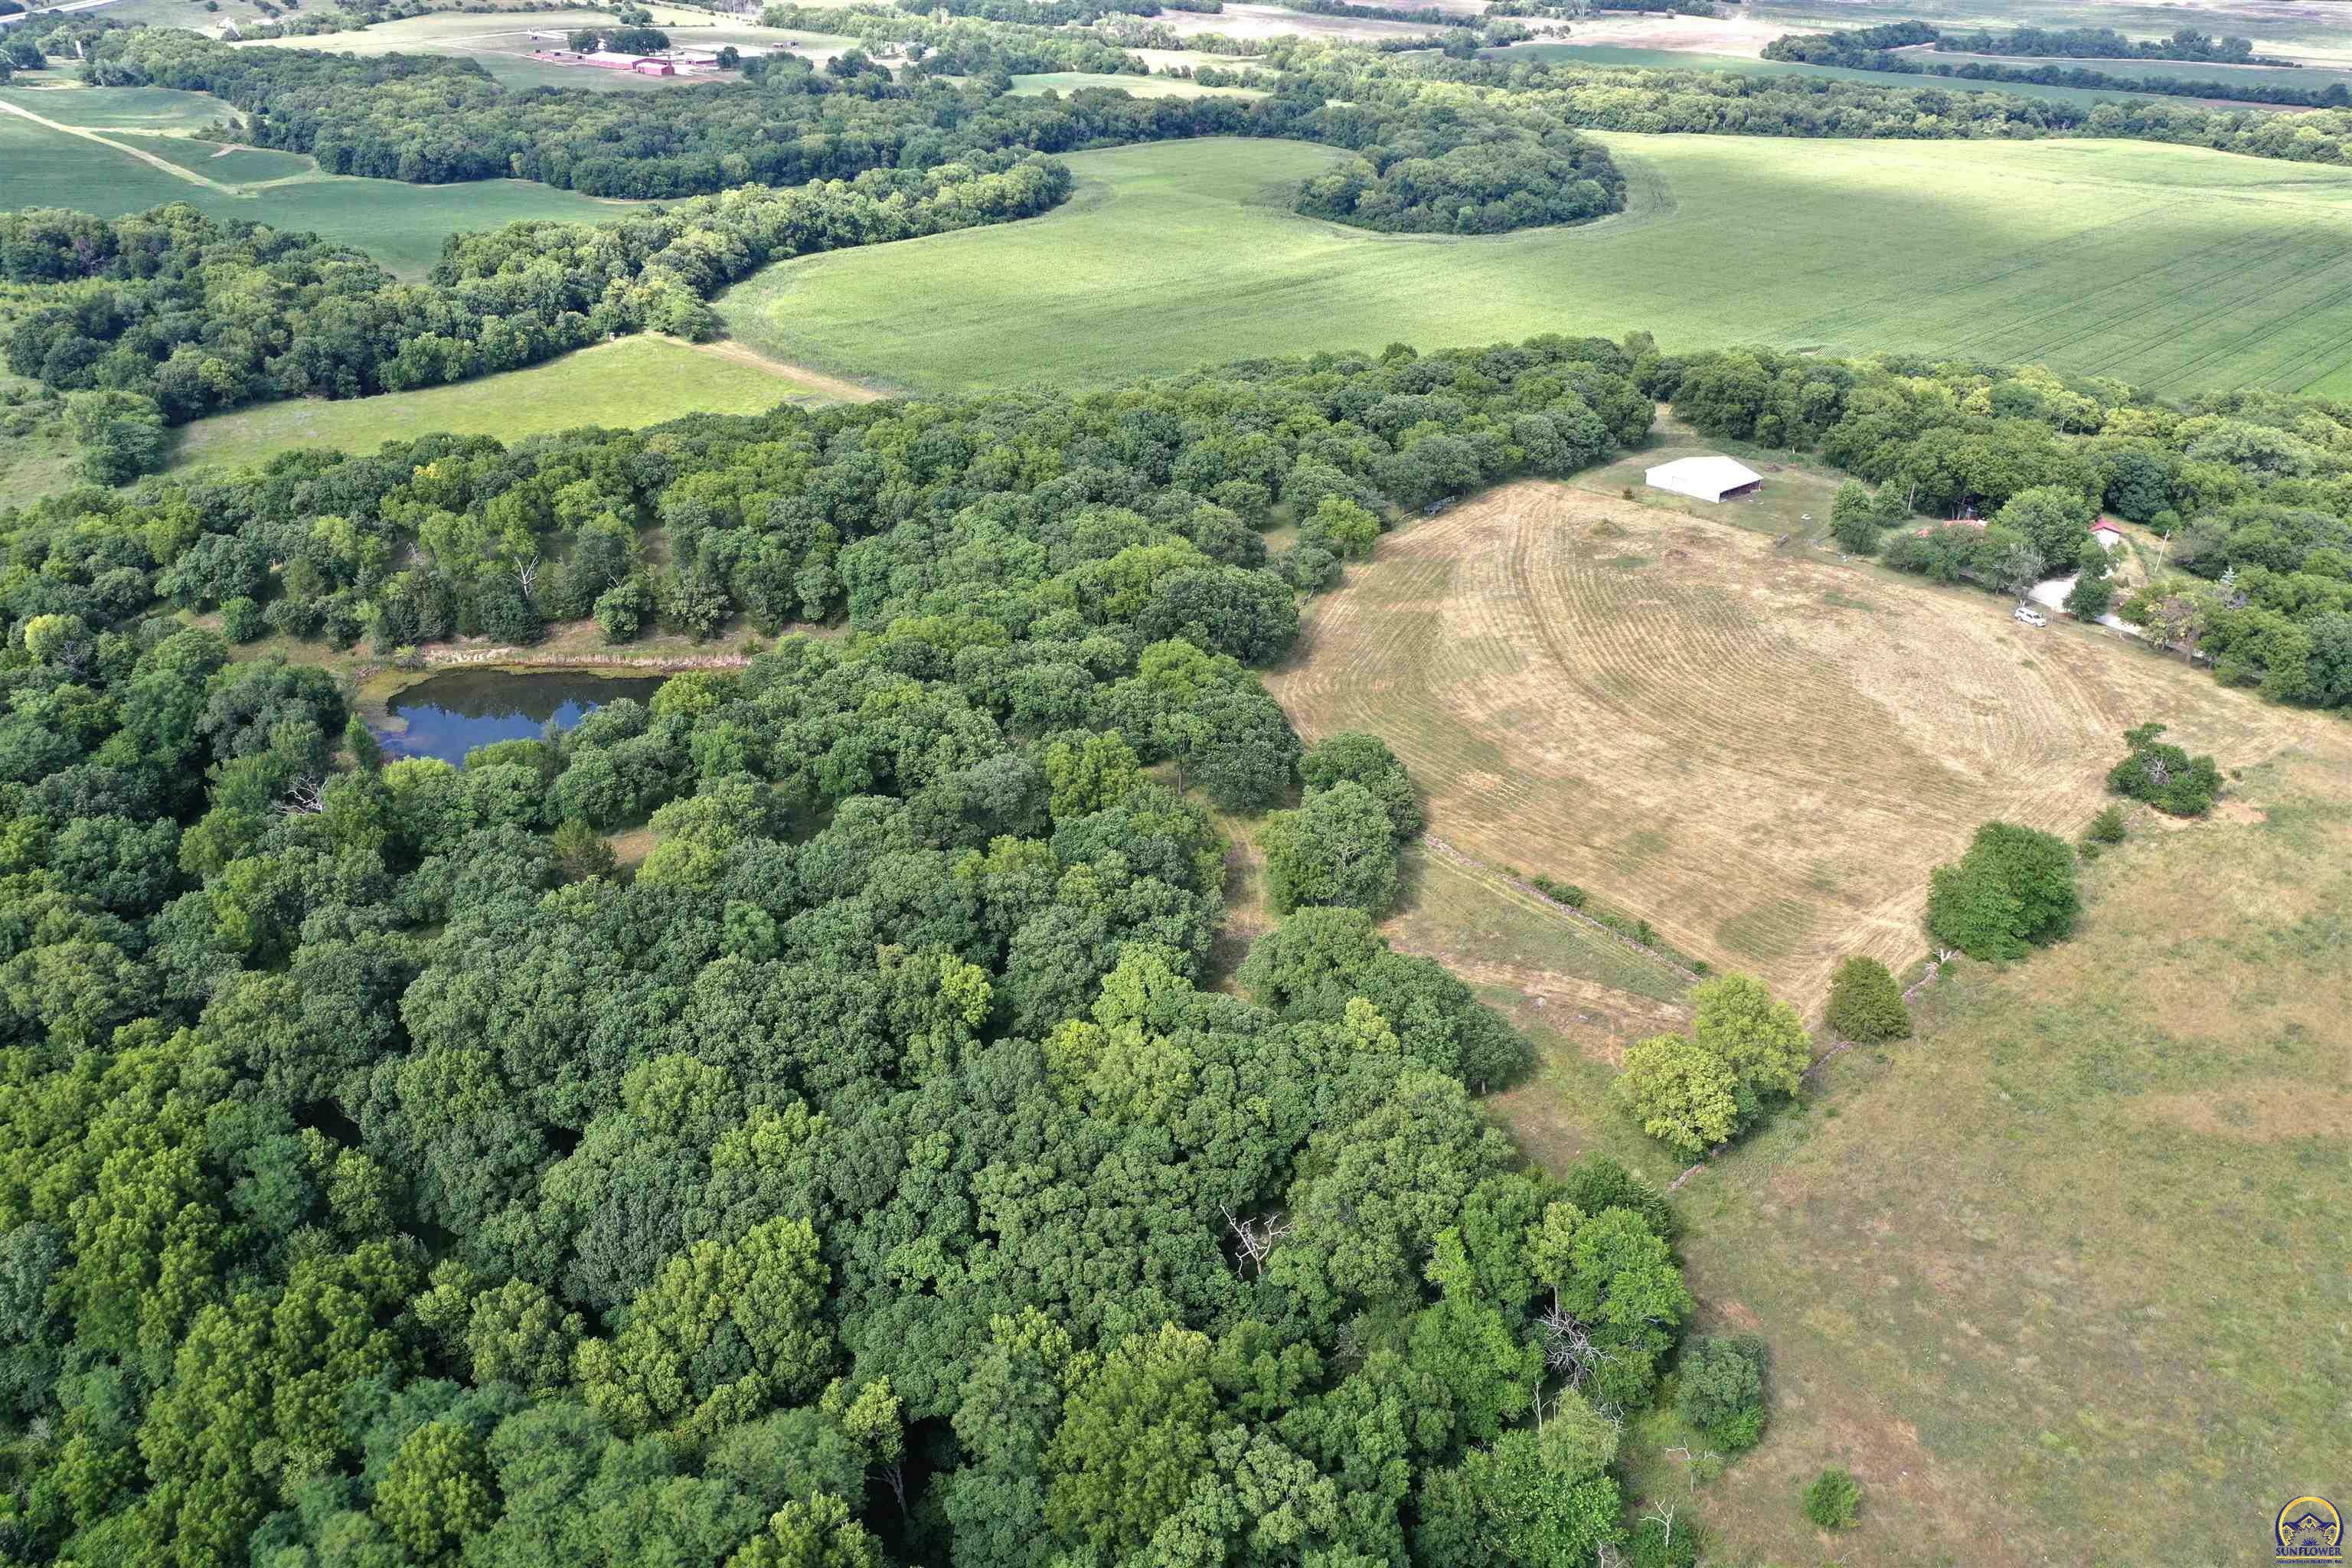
[1640,748,2352,1566]
[1263,481,2343,1014]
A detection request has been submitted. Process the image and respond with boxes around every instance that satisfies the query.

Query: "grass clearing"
[168,336,848,475]
[719,133,2352,400]
[0,106,629,275]
[1259,479,2339,1014]
[1618,749,2352,1566]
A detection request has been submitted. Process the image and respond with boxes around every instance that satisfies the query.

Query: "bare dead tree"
[1642,1501,1677,1551]
[1220,1206,1292,1278]
[1537,1303,1612,1390]
[275,776,328,816]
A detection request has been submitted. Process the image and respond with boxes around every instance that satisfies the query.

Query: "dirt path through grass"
[696,338,891,402]
[0,93,248,195]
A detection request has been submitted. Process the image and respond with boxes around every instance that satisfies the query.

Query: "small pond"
[379,668,666,763]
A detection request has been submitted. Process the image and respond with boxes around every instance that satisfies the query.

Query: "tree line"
[83,21,1625,226]
[1405,41,2352,157]
[1761,21,2348,109]
[0,334,1726,1567]
[2,158,1070,429]
[1648,343,2352,707]
[1933,24,2286,67]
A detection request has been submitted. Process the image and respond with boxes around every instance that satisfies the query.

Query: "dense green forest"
[0,337,1733,1566]
[87,26,1624,224]
[1651,345,2352,703]
[1760,21,2351,109]
[2,162,1072,421]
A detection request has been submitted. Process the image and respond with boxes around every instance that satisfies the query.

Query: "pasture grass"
[0,109,627,275]
[717,133,2352,399]
[1615,750,2352,1566]
[1259,479,2344,1014]
[168,336,841,475]
[0,81,227,132]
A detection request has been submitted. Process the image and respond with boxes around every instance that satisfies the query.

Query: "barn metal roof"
[1644,456,1762,496]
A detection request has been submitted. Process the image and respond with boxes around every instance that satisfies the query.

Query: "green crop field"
[718,133,2352,400]
[1748,0,2352,68]
[1008,71,1266,99]
[168,337,846,475]
[1926,47,2352,96]
[0,99,629,275]
[1476,39,2305,110]
[0,83,227,132]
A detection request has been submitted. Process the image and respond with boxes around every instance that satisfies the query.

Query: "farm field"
[230,7,864,81]
[1475,39,2307,109]
[1747,0,2352,68]
[1257,480,2330,1014]
[1926,46,2352,96]
[1622,746,2352,1566]
[719,133,2352,400]
[167,337,851,475]
[0,95,626,274]
[1008,71,1266,99]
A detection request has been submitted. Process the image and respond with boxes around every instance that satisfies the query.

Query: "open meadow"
[1259,480,2333,1014]
[719,133,2352,400]
[0,80,622,274]
[165,336,857,476]
[1619,746,2352,1566]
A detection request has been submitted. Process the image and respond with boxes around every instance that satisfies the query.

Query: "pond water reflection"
[380,668,665,763]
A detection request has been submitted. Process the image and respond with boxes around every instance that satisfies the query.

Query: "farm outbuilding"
[2090,521,2125,551]
[1645,455,1762,503]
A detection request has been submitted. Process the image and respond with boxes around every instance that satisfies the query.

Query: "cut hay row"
[1265,480,2335,1011]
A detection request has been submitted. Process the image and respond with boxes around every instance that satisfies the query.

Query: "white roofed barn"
[1645,456,1762,503]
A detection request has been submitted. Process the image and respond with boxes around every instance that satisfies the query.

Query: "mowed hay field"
[722,134,2352,399]
[1260,482,2334,1013]
[1644,748,2352,1567]
[167,337,858,476]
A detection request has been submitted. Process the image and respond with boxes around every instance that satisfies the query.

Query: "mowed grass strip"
[1260,480,2335,1011]
[718,133,2352,398]
[168,337,843,475]
[1628,749,2352,1567]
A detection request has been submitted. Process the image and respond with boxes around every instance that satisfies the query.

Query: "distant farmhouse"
[1645,455,1762,504]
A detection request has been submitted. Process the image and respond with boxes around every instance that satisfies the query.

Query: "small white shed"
[1645,455,1762,503]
